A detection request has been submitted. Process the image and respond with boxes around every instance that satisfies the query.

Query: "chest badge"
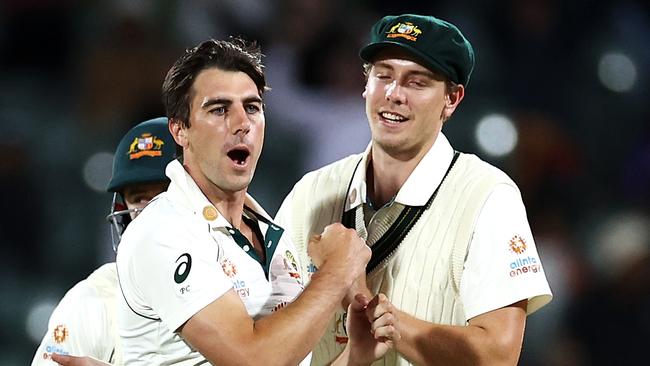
[203,206,219,221]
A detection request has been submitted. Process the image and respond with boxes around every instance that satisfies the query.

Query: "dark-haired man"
[113,38,398,366]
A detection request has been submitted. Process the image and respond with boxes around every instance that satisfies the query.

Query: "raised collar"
[345,133,454,210]
[164,159,273,228]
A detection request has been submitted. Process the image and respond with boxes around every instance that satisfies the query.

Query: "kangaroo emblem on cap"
[127,132,165,160]
[387,22,422,41]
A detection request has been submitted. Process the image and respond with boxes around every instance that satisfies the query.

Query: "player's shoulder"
[455,152,517,187]
[133,191,180,226]
[64,264,116,300]
[49,269,115,322]
[88,262,117,280]
[121,192,195,247]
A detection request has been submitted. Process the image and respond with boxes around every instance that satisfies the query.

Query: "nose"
[230,105,251,135]
[385,80,406,105]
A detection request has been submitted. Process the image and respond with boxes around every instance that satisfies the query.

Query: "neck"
[184,164,247,229]
[367,142,433,207]
[214,196,246,229]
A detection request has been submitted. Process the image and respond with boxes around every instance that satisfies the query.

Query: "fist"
[307,223,370,278]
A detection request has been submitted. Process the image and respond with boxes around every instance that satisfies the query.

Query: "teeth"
[380,112,406,122]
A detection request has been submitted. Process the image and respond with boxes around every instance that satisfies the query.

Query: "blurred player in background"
[32,117,176,365]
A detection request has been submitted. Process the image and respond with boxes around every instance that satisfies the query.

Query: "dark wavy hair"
[162,37,268,128]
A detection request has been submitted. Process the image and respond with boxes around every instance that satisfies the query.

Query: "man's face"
[181,67,265,194]
[123,181,169,219]
[364,47,454,159]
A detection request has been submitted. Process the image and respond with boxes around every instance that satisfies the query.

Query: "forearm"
[248,266,354,365]
[184,223,371,366]
[329,345,373,366]
[342,274,373,309]
[396,304,526,366]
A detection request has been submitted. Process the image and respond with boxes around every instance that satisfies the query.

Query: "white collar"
[164,160,272,228]
[345,133,454,210]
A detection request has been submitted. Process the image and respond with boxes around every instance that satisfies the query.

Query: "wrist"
[338,343,367,366]
[319,260,357,288]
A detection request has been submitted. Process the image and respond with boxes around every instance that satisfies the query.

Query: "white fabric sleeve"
[460,184,553,321]
[127,227,234,332]
[274,188,294,232]
[31,283,112,365]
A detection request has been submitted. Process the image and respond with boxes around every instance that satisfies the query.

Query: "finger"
[366,293,382,309]
[323,223,343,234]
[354,293,370,307]
[348,293,370,313]
[308,234,322,245]
[366,294,391,320]
[50,353,73,365]
[307,234,322,264]
[370,312,395,332]
[373,324,401,342]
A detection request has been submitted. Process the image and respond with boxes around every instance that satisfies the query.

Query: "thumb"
[50,353,72,365]
[348,293,370,313]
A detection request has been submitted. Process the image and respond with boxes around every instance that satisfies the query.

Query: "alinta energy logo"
[222,258,249,298]
[221,258,238,278]
[507,235,541,277]
[53,324,69,344]
[509,235,527,254]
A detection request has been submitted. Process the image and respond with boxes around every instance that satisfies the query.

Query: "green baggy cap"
[360,14,475,86]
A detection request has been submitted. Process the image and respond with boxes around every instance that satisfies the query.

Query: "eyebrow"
[201,96,263,110]
[123,187,150,198]
[201,98,231,109]
[374,61,437,79]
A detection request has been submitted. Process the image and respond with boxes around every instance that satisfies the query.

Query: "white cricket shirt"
[32,263,119,365]
[278,133,552,321]
[117,160,305,365]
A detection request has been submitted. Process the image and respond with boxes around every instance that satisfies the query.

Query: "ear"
[362,85,368,99]
[442,84,465,121]
[169,118,188,148]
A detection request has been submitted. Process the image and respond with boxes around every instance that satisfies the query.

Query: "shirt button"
[243,245,250,252]
[228,229,236,235]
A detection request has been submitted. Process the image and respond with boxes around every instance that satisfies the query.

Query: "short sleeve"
[459,184,553,321]
[31,283,112,365]
[122,224,234,332]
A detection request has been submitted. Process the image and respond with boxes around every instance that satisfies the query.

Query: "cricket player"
[111,38,398,366]
[32,117,176,365]
[276,14,553,365]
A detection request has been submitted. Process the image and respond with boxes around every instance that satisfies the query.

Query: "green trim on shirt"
[228,207,284,278]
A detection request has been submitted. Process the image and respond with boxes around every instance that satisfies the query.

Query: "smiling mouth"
[379,111,408,123]
[227,148,250,166]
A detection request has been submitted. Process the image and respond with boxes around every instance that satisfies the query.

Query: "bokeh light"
[598,52,637,92]
[83,152,114,192]
[590,211,649,279]
[25,300,57,343]
[475,114,518,158]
